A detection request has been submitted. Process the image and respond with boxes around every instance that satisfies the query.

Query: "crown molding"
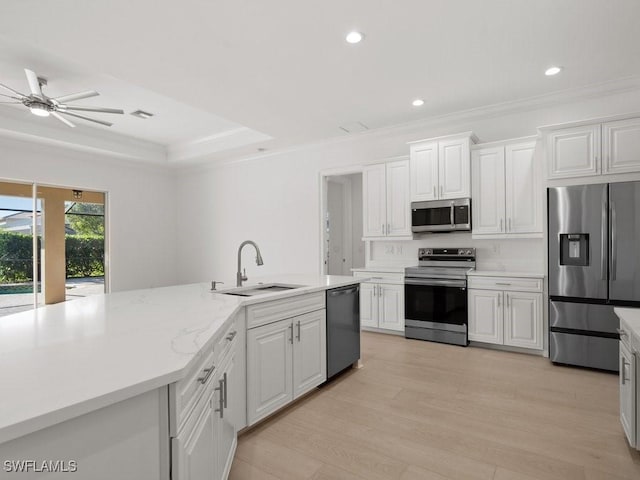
[180,74,640,172]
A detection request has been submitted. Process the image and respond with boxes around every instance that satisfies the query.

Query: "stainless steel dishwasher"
[326,284,360,379]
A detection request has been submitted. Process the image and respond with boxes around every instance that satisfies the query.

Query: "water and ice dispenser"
[559,233,589,266]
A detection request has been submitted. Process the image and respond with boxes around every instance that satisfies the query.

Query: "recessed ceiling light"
[412,99,425,107]
[545,66,562,76]
[345,31,364,44]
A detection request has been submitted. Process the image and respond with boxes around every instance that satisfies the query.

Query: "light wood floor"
[230,332,640,480]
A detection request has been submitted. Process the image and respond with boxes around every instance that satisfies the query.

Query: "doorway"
[0,180,107,317]
[321,171,364,275]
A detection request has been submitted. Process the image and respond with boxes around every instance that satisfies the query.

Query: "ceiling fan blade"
[0,92,19,99]
[0,101,21,104]
[0,82,27,98]
[59,105,124,114]
[59,110,113,127]
[51,111,75,128]
[53,90,99,103]
[24,69,43,97]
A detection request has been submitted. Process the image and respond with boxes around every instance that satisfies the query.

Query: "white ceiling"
[1,0,640,165]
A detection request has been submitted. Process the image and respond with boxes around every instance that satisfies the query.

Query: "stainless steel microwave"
[411,198,471,233]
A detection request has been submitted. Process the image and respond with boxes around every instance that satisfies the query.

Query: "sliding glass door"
[0,180,107,317]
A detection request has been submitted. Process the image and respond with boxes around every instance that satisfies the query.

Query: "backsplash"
[369,233,545,273]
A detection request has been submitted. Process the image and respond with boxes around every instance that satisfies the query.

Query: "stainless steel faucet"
[236,240,264,286]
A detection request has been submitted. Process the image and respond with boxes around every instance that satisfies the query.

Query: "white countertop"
[351,266,410,273]
[0,274,362,444]
[615,307,640,351]
[467,270,545,278]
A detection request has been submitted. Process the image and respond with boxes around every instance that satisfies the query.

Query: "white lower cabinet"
[171,313,243,480]
[620,339,636,447]
[468,289,503,345]
[171,383,217,480]
[353,271,404,333]
[247,309,326,426]
[468,275,543,351]
[359,282,404,332]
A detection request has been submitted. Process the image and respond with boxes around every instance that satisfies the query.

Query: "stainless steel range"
[404,248,475,346]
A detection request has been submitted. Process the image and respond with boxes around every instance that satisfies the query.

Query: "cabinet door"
[503,292,542,350]
[386,160,412,236]
[171,390,216,480]
[471,147,505,234]
[547,125,601,178]
[293,310,327,398]
[468,289,503,344]
[505,142,540,234]
[216,354,238,479]
[247,319,293,425]
[410,141,439,201]
[620,341,637,448]
[379,284,405,332]
[363,164,387,237]
[439,137,470,199]
[360,283,378,328]
[603,117,640,175]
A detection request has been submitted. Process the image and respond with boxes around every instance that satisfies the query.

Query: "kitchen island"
[0,274,363,480]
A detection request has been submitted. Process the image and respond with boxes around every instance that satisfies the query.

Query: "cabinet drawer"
[169,346,216,436]
[247,292,325,329]
[353,271,404,285]
[468,276,542,292]
[215,315,240,365]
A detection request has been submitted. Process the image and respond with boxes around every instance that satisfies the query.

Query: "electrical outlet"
[396,246,403,255]
[492,244,500,254]
[385,245,395,255]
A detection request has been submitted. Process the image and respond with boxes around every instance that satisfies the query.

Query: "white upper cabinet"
[363,164,386,237]
[409,132,476,202]
[472,139,540,237]
[505,142,540,234]
[362,159,411,239]
[439,137,471,199]
[409,141,438,201]
[603,117,640,175]
[546,124,600,179]
[542,114,640,179]
[471,147,505,234]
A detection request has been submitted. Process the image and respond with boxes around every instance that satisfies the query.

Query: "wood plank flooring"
[230,332,640,480]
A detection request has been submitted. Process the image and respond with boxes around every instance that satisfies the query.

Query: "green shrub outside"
[0,231,104,283]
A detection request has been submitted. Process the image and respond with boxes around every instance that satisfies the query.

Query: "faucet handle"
[211,281,224,291]
[242,268,248,281]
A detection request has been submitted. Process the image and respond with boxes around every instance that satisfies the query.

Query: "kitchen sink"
[216,283,307,297]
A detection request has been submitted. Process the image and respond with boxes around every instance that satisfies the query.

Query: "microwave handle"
[450,202,454,227]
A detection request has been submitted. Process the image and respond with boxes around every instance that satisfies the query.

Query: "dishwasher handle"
[328,286,359,297]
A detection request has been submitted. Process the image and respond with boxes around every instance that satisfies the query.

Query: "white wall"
[0,136,177,292]
[175,87,640,282]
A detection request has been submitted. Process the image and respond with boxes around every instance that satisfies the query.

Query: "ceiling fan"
[0,68,124,128]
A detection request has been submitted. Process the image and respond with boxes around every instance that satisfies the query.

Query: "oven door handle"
[405,278,466,288]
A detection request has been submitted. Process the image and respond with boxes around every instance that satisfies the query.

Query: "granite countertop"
[0,274,363,444]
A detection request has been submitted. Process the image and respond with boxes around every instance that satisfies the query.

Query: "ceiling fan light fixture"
[30,104,50,117]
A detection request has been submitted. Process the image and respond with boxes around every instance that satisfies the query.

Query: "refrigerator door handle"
[601,197,607,281]
[611,201,617,281]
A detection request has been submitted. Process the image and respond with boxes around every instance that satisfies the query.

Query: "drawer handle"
[617,328,627,338]
[197,365,215,384]
[371,277,384,280]
[495,282,512,286]
[214,379,224,418]
[226,330,237,341]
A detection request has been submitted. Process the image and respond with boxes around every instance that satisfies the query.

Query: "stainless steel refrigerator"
[548,182,640,371]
